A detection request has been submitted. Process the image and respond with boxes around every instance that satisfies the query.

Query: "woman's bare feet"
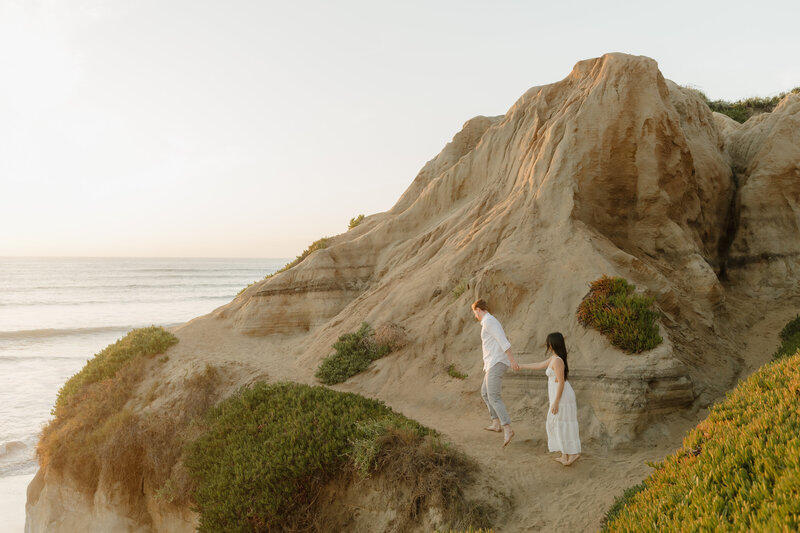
[564,454,581,466]
[555,454,568,465]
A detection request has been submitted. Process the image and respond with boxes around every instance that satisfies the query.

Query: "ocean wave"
[0,323,186,342]
[0,441,26,460]
[0,295,234,307]
[2,282,249,292]
[0,439,37,477]
[0,325,136,341]
[0,355,90,361]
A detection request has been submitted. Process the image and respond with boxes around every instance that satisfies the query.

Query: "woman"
[518,332,581,465]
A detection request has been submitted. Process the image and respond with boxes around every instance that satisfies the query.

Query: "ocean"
[0,257,285,532]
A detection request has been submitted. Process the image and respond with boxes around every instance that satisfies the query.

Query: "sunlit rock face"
[218,53,773,439]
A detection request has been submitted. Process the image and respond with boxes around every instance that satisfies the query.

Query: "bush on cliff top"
[603,347,800,531]
[38,327,180,493]
[272,236,330,277]
[348,213,365,229]
[185,382,485,533]
[577,276,662,353]
[54,326,177,411]
[691,86,800,123]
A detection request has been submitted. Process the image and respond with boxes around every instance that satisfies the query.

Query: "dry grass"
[38,348,221,505]
[372,323,409,351]
[38,356,148,491]
[368,427,493,531]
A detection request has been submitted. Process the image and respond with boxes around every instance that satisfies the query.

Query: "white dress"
[546,363,581,454]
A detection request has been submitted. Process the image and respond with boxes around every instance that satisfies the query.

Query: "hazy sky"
[1,0,798,257]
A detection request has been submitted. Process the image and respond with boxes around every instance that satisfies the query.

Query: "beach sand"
[0,472,35,533]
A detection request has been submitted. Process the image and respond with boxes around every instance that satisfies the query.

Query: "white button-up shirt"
[480,312,511,371]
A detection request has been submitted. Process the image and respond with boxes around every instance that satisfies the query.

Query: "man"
[472,298,519,447]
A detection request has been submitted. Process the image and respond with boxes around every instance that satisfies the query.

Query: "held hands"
[511,361,520,371]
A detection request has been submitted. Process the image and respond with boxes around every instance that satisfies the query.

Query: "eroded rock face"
[215,53,759,441]
[25,469,196,533]
[721,94,800,291]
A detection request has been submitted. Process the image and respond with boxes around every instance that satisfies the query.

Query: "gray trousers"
[481,362,510,426]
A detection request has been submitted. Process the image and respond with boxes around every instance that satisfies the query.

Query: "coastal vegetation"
[774,314,800,360]
[602,315,800,531]
[349,213,365,229]
[236,280,257,297]
[37,327,183,493]
[38,326,486,532]
[263,236,330,280]
[577,276,662,353]
[315,322,406,385]
[447,364,468,380]
[185,382,488,532]
[689,86,800,123]
[52,326,177,410]
[451,278,469,300]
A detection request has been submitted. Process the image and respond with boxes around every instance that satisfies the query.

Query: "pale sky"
[1,0,798,257]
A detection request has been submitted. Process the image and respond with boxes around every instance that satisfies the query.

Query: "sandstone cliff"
[27,53,800,532]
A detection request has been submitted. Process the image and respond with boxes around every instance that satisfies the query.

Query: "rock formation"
[721,93,800,291]
[27,53,800,532]
[220,53,745,438]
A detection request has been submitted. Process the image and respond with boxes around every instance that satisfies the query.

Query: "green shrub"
[702,87,800,123]
[603,351,800,532]
[773,314,800,360]
[774,332,800,360]
[236,281,257,297]
[601,482,646,531]
[448,364,468,380]
[54,326,178,411]
[577,276,662,353]
[184,382,433,532]
[351,417,427,478]
[265,237,330,280]
[451,278,468,300]
[315,322,393,385]
[348,214,365,229]
[779,314,800,342]
[38,327,181,493]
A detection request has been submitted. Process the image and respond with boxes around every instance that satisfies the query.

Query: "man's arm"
[505,347,520,371]
[489,318,519,371]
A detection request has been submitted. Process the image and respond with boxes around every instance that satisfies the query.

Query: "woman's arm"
[552,358,565,414]
[518,356,552,370]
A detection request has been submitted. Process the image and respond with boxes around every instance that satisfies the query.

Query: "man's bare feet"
[564,454,581,466]
[484,421,502,432]
[502,426,515,447]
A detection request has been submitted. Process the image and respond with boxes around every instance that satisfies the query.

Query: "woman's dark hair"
[546,332,569,381]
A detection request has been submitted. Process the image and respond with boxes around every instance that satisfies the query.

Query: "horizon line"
[0,255,293,260]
